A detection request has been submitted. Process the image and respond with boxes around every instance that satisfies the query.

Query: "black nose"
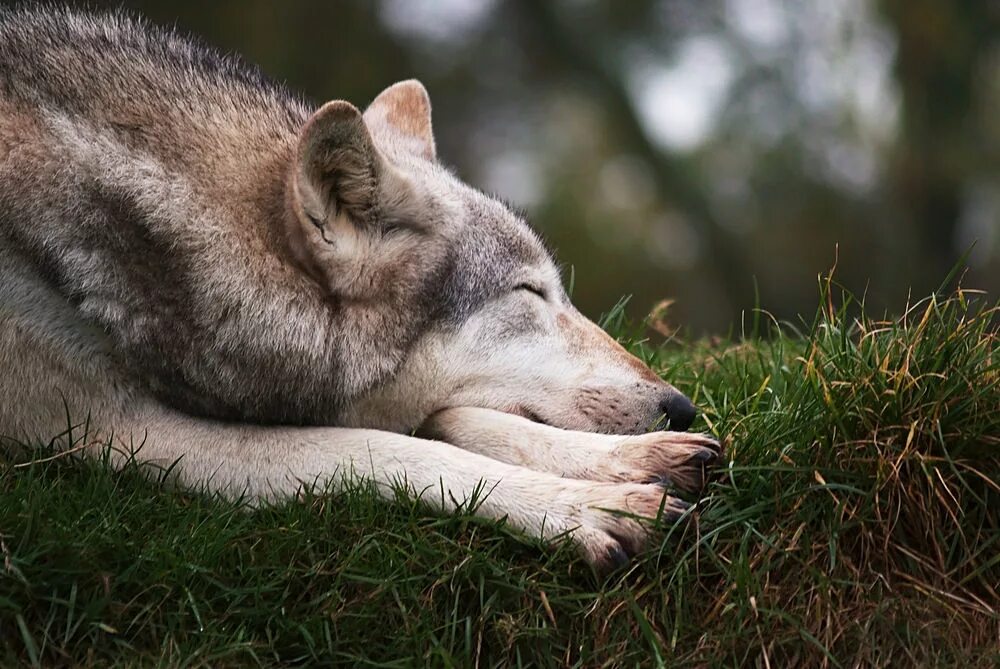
[660,392,697,431]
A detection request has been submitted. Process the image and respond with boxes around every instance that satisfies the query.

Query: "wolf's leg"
[419,407,720,494]
[0,250,678,569]
[105,403,687,569]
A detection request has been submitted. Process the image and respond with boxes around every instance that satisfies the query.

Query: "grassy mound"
[2,278,997,666]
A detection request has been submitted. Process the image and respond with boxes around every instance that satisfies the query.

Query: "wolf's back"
[0,7,332,426]
[0,6,306,128]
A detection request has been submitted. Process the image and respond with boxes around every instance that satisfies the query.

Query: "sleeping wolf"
[0,7,719,569]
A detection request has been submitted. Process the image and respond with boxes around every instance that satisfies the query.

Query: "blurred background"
[31,0,1000,332]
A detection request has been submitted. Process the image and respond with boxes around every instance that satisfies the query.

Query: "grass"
[2,272,998,667]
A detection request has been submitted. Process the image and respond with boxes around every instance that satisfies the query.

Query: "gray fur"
[0,7,715,569]
[0,6,549,426]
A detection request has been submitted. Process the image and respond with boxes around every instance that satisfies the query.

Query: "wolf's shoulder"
[2,6,203,69]
[1,5,152,40]
[0,5,304,118]
[2,6,229,72]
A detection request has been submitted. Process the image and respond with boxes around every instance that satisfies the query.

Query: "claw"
[699,437,723,453]
[606,543,630,571]
[691,447,718,464]
[661,497,691,521]
[651,474,674,488]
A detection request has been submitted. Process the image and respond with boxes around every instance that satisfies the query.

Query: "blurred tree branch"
[512,0,754,312]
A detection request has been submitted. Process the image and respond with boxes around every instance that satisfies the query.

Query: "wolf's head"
[285,80,697,435]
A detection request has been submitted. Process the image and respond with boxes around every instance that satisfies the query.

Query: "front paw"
[605,432,721,494]
[560,481,692,572]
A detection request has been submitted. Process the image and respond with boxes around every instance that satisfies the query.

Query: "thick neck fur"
[0,8,422,425]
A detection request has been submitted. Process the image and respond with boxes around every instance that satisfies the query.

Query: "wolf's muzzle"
[660,392,697,431]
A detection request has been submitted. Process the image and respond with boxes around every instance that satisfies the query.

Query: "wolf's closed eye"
[515,283,547,300]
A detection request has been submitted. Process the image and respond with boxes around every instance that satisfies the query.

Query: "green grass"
[2,274,998,667]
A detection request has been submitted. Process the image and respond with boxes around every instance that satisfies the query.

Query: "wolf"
[0,7,719,570]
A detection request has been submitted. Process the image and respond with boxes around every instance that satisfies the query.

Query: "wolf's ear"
[292,100,396,223]
[363,80,436,161]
